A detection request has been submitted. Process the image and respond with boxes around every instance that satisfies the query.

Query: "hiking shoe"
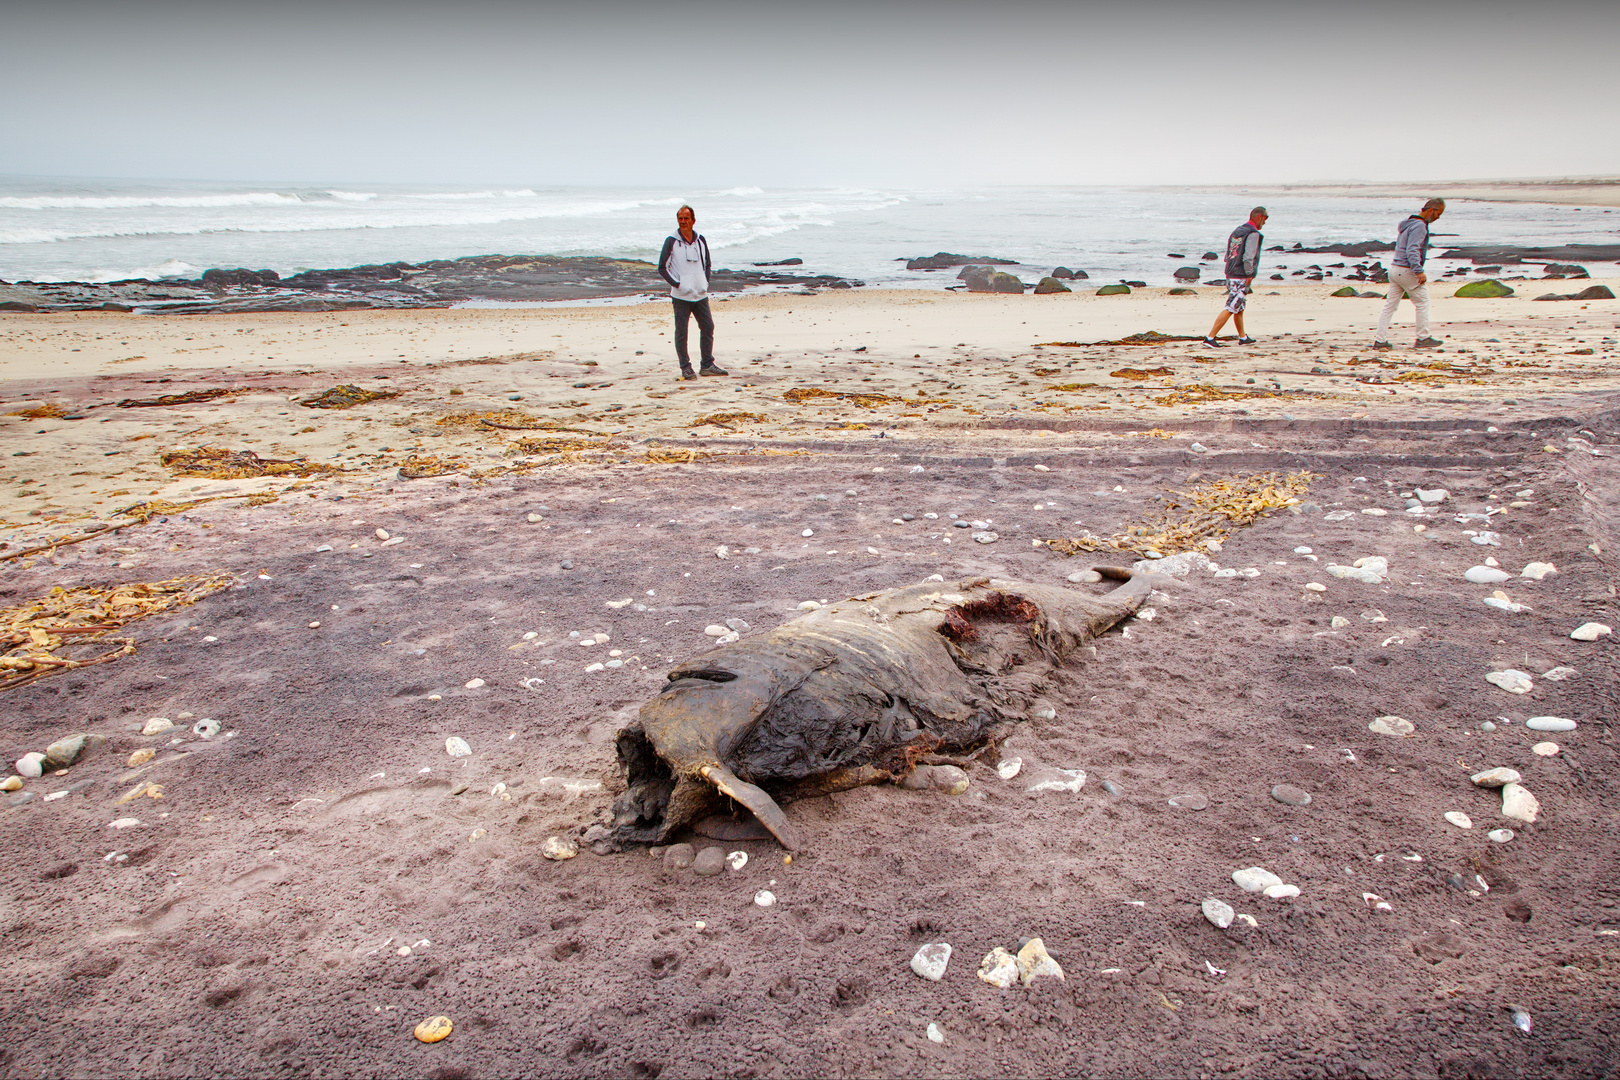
[1237,336,1257,345]
[1202,336,1224,348]
[1414,337,1443,348]
[1372,341,1393,351]
[679,366,696,381]
[699,363,729,376]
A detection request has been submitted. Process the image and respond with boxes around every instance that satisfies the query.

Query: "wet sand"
[1,283,1617,1078]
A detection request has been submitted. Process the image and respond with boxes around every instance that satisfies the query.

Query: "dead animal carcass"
[611,570,1157,850]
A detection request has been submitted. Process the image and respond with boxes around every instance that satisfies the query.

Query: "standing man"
[1374,198,1446,350]
[1204,206,1267,348]
[658,205,727,379]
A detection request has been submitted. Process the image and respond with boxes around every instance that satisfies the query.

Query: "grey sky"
[3,0,1616,187]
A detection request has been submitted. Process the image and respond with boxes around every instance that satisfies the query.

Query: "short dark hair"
[1250,206,1268,218]
[677,204,696,219]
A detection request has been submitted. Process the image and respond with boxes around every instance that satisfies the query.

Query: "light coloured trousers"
[1376,266,1430,342]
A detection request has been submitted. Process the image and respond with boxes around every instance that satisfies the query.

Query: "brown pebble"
[662,843,695,870]
[1167,793,1208,811]
[126,748,155,768]
[1271,784,1312,806]
[692,845,727,876]
[413,1015,452,1043]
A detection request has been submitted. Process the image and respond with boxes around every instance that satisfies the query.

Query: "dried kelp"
[0,573,235,691]
[300,384,400,409]
[1040,332,1200,347]
[117,388,233,408]
[1043,470,1317,558]
[691,411,768,427]
[159,447,342,480]
[1148,385,1325,407]
[783,387,902,408]
[5,403,69,419]
[1109,366,1174,380]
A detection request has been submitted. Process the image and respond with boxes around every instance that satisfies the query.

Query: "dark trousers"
[672,298,715,369]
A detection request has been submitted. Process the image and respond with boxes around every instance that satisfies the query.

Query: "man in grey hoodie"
[1375,198,1445,349]
[658,205,728,379]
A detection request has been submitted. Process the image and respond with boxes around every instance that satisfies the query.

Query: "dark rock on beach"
[990,272,1026,294]
[1534,284,1615,302]
[1286,240,1394,257]
[1033,276,1071,294]
[1051,267,1075,279]
[752,258,803,266]
[0,254,863,315]
[906,252,1019,270]
[1173,267,1200,281]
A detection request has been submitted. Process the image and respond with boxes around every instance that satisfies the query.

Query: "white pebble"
[996,757,1023,780]
[1485,669,1532,694]
[1500,783,1539,823]
[445,737,472,757]
[1570,622,1611,641]
[1263,883,1300,899]
[1304,582,1326,592]
[1525,716,1576,732]
[1202,898,1235,929]
[726,851,748,871]
[926,1023,945,1044]
[1488,828,1514,843]
[1465,566,1511,584]
[1520,562,1556,580]
[1233,866,1283,893]
[1444,811,1474,829]
[464,678,485,689]
[1531,742,1560,756]
[704,625,729,637]
[754,890,776,907]
[796,600,820,611]
[910,942,952,981]
[1293,546,1313,554]
[802,529,814,537]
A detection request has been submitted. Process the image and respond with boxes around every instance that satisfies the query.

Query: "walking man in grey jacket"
[1204,207,1267,347]
[1375,198,1445,349]
[658,205,727,379]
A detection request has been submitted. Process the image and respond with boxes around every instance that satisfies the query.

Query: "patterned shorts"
[1224,279,1250,314]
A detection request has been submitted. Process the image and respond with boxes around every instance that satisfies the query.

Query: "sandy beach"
[1,280,1618,1077]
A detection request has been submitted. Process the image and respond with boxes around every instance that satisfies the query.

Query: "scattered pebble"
[1444,811,1474,829]
[796,600,821,612]
[1263,883,1301,900]
[1531,742,1560,757]
[1271,784,1312,806]
[1485,669,1533,694]
[1361,508,1388,517]
[1500,783,1540,823]
[1480,721,1497,733]
[1233,867,1283,893]
[704,624,729,637]
[141,717,173,736]
[375,528,389,540]
[1304,582,1327,593]
[1525,716,1576,733]
[191,719,220,739]
[1509,1007,1532,1036]
[1028,768,1085,794]
[693,846,727,876]
[464,678,485,689]
[663,843,696,870]
[413,1016,453,1044]
[1331,616,1350,628]
[726,850,748,871]
[1520,562,1556,580]
[1465,566,1511,584]
[1168,793,1208,811]
[1416,488,1448,504]
[926,1023,945,1044]
[1016,938,1064,985]
[444,737,472,757]
[1471,767,1521,788]
[1202,898,1235,929]
[1067,570,1102,584]
[315,544,333,553]
[540,836,577,860]
[754,890,776,907]
[107,818,142,829]
[802,529,814,537]
[1542,666,1576,681]
[977,948,1020,988]
[996,757,1023,780]
[1570,622,1611,641]
[1102,779,1123,796]
[1369,716,1415,737]
[1488,828,1515,843]
[911,942,952,981]
[0,776,20,792]
[971,531,998,544]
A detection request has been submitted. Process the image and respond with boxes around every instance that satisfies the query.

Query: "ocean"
[1,177,1612,292]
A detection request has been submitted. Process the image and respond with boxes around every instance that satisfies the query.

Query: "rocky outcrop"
[1033,276,1071,294]
[1283,240,1394,257]
[958,266,994,292]
[1438,243,1620,265]
[906,252,1019,270]
[0,254,864,314]
[751,258,803,266]
[990,272,1026,294]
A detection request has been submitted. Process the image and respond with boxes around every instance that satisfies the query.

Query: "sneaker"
[1202,336,1224,348]
[699,363,729,376]
[679,365,696,381]
[1372,341,1393,351]
[1414,337,1443,348]
[1237,336,1256,345]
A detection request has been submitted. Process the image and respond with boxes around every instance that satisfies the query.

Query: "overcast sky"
[3,0,1616,188]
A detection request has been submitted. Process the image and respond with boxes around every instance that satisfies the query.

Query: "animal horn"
[700,764,802,851]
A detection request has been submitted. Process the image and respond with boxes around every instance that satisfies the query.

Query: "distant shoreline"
[1195,178,1620,209]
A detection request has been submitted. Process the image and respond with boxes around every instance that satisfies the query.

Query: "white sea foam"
[0,192,301,210]
[327,190,378,202]
[717,186,766,196]
[401,189,540,200]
